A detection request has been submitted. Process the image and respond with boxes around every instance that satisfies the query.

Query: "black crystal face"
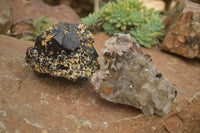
[25,22,100,81]
[175,90,178,97]
[156,73,162,78]
[34,22,97,56]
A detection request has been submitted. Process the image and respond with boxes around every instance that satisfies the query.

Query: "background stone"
[141,0,165,11]
[10,0,81,38]
[0,0,12,34]
[161,0,200,59]
[42,0,94,17]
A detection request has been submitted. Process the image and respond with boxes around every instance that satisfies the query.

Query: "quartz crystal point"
[91,33,177,116]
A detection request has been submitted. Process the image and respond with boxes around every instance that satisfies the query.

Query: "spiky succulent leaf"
[81,12,101,27]
[81,0,164,48]
[103,22,124,35]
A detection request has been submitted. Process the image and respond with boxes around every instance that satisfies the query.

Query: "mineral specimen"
[91,33,177,116]
[25,22,99,81]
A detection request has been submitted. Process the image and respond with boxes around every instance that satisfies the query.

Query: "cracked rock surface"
[92,33,177,116]
[0,33,200,133]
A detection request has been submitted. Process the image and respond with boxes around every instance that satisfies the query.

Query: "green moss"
[21,15,52,41]
[81,0,164,48]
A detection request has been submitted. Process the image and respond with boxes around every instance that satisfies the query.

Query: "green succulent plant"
[24,15,52,41]
[81,0,164,48]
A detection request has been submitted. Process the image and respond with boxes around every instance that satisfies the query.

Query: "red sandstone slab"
[0,33,199,133]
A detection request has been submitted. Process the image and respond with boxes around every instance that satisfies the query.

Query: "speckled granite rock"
[161,0,200,59]
[92,33,177,116]
[25,22,99,81]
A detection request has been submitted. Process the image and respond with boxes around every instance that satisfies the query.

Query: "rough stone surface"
[161,0,200,59]
[0,33,200,132]
[42,0,94,17]
[91,33,177,116]
[0,0,12,34]
[141,0,165,11]
[11,0,81,38]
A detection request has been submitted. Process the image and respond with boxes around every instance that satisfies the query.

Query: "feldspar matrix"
[91,33,177,116]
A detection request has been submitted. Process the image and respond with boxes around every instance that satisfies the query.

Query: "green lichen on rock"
[81,0,164,48]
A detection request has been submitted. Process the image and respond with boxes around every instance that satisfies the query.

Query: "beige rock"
[141,0,165,11]
[161,0,200,59]
[0,0,12,34]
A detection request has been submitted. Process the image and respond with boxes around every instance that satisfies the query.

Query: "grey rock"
[91,33,177,116]
[0,0,12,34]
